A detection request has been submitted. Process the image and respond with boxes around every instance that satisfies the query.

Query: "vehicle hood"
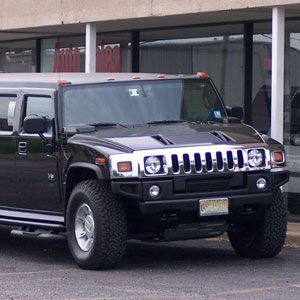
[67,122,265,154]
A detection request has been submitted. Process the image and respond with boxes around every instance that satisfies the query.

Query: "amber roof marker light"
[132,75,141,80]
[196,72,209,78]
[57,79,71,84]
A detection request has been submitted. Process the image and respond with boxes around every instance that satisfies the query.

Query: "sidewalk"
[286,222,300,248]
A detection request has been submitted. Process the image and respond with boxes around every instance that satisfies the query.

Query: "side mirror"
[23,115,48,134]
[226,106,244,121]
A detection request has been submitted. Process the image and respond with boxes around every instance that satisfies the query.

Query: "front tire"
[67,180,127,270]
[228,188,287,258]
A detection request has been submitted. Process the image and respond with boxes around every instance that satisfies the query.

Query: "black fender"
[64,162,106,207]
[66,162,104,179]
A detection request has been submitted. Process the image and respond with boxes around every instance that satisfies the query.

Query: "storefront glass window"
[41,33,131,73]
[0,40,36,73]
[252,22,300,214]
[96,33,131,72]
[41,36,85,72]
[252,23,272,134]
[140,26,244,108]
[283,20,300,214]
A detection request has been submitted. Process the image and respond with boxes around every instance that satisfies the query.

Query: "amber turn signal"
[117,161,132,172]
[272,151,284,164]
[95,157,107,165]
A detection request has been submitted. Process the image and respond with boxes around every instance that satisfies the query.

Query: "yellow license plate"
[199,198,229,216]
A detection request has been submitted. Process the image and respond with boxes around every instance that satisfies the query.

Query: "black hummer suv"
[0,73,289,270]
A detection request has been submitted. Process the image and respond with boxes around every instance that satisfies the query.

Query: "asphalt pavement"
[0,231,299,299]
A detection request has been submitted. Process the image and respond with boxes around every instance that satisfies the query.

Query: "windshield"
[62,79,227,126]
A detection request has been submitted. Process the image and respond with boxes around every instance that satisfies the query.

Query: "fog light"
[256,178,267,190]
[149,185,160,198]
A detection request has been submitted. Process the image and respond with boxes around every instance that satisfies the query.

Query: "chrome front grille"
[109,144,272,178]
[170,149,248,174]
[139,145,271,177]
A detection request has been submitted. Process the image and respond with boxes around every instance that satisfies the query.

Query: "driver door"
[15,90,61,212]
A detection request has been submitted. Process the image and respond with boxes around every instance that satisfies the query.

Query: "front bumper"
[139,192,272,225]
[111,170,289,229]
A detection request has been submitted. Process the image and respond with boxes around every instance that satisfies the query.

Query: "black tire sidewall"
[228,188,287,258]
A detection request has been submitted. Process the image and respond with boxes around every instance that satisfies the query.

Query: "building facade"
[0,0,300,214]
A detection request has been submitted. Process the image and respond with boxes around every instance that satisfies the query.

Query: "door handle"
[18,141,27,155]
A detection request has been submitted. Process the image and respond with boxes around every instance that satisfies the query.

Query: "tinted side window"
[23,96,54,133]
[0,95,17,132]
[25,96,53,119]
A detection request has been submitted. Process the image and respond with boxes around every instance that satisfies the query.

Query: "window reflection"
[140,26,244,109]
[0,40,36,73]
[284,23,300,215]
[252,34,272,134]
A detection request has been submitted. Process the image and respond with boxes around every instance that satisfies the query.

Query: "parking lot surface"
[0,230,299,300]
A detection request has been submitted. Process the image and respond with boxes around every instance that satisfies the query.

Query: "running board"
[10,226,66,241]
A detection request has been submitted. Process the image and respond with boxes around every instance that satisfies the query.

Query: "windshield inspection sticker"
[129,89,140,97]
[213,109,222,118]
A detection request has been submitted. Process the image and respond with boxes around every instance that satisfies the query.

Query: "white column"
[85,23,97,73]
[271,7,285,143]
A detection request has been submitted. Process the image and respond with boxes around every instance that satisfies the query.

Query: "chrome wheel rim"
[75,204,95,252]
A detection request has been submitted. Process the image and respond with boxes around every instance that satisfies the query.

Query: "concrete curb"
[214,222,300,248]
[285,222,300,248]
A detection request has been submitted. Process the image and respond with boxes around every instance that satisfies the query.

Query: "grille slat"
[205,153,213,172]
[216,151,223,170]
[227,151,234,170]
[171,154,179,173]
[237,150,244,169]
[194,153,202,172]
[183,154,191,173]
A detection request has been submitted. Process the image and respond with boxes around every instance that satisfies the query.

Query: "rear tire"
[228,188,287,258]
[67,180,127,270]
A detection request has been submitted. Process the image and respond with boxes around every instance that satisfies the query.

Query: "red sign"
[53,42,80,72]
[96,45,121,72]
[52,41,121,73]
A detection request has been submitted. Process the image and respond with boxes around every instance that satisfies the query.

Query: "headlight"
[145,156,162,174]
[248,149,264,167]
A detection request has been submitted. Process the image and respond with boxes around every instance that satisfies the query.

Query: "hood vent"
[210,131,235,142]
[152,134,175,145]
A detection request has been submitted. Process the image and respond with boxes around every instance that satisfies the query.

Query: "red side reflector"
[196,72,209,78]
[132,75,140,80]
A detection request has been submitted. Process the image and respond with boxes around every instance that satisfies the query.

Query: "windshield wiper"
[88,122,127,128]
[147,119,187,125]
